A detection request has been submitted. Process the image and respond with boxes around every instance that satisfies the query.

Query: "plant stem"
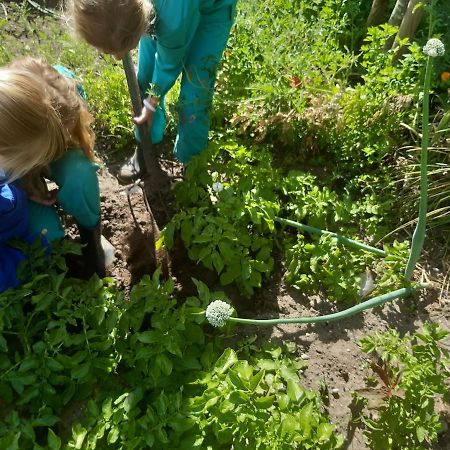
[404,56,432,280]
[227,286,423,326]
[275,216,386,257]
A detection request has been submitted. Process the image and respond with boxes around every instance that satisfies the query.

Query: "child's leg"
[137,35,166,144]
[174,3,237,164]
[49,149,101,228]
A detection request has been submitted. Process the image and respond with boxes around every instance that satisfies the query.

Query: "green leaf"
[317,423,334,442]
[277,393,290,411]
[156,354,173,376]
[287,379,304,403]
[416,426,426,443]
[136,331,159,344]
[255,395,275,409]
[214,349,238,374]
[220,264,241,285]
[71,363,91,380]
[181,219,193,246]
[211,251,225,274]
[107,426,119,445]
[299,402,314,434]
[281,414,298,436]
[0,334,7,352]
[0,432,20,450]
[249,369,265,391]
[72,424,87,449]
[229,390,250,405]
[47,429,61,450]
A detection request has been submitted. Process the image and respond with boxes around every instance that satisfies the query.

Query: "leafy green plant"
[159,142,280,296]
[184,341,344,449]
[285,234,410,303]
[1,239,341,449]
[357,324,450,450]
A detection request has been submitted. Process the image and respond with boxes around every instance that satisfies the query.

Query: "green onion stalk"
[204,286,426,328]
[404,38,446,280]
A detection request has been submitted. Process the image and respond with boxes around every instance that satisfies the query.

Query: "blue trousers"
[137,4,236,164]
[27,149,101,241]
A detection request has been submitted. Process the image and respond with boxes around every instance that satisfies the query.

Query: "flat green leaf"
[72,424,87,449]
[287,379,304,403]
[47,429,61,450]
[107,426,119,445]
[255,395,275,409]
[281,414,298,436]
[214,349,238,374]
[156,354,173,376]
[317,423,334,442]
[0,432,20,450]
[416,426,426,443]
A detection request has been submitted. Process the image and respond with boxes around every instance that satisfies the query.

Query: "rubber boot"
[78,222,106,278]
[66,222,106,279]
[117,144,147,184]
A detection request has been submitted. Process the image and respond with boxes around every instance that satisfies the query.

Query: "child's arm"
[0,179,30,292]
[149,0,201,98]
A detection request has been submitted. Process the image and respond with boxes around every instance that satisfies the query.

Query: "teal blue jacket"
[150,0,236,97]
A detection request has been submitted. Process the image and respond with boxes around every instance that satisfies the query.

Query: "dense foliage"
[358,324,450,450]
[0,245,342,449]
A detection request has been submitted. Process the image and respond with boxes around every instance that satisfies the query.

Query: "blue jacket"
[0,175,33,292]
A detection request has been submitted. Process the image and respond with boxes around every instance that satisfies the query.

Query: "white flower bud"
[212,182,224,193]
[205,300,233,327]
[423,38,445,57]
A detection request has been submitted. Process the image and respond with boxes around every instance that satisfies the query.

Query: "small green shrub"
[358,324,450,450]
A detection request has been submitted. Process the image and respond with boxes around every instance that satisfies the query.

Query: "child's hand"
[29,188,58,206]
[22,172,58,206]
[133,105,154,126]
[133,97,158,126]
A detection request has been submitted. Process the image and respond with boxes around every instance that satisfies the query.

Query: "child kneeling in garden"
[0,58,108,292]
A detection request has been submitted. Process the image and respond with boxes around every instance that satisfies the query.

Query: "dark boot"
[117,145,146,184]
[66,222,107,279]
[78,223,106,278]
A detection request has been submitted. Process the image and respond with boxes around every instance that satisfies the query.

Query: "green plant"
[184,342,344,449]
[357,324,450,450]
[285,235,410,303]
[159,142,280,296]
[1,238,342,449]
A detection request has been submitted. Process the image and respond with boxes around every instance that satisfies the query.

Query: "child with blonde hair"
[67,0,237,182]
[0,58,107,292]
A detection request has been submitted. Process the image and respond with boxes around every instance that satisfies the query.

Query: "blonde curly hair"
[66,0,153,57]
[9,57,96,161]
[0,69,65,183]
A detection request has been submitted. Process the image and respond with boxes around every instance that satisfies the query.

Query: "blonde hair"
[0,69,65,183]
[66,0,152,55]
[9,57,96,161]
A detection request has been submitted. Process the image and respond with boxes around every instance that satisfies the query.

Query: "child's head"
[66,0,153,59]
[0,68,66,182]
[9,57,96,161]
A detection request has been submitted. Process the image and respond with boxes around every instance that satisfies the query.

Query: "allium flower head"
[206,300,233,327]
[212,182,224,193]
[423,39,445,57]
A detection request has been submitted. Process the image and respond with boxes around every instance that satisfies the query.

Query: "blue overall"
[138,0,238,163]
[0,68,100,292]
[0,176,34,291]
